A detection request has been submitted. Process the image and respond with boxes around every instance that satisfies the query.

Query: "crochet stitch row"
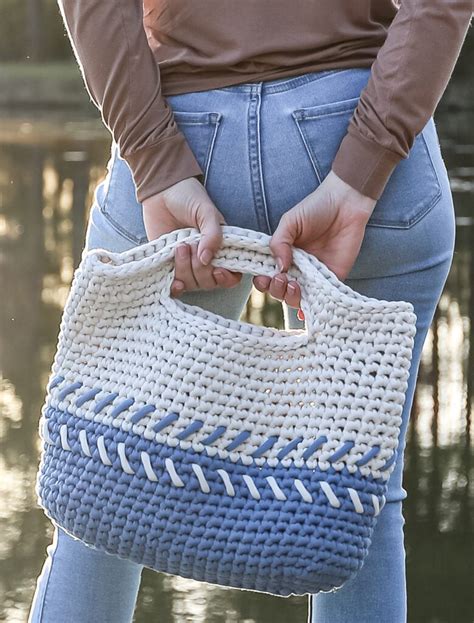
[48,374,397,475]
[41,415,385,516]
[37,402,388,596]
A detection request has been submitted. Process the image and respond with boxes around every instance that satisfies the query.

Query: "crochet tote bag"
[35,225,417,598]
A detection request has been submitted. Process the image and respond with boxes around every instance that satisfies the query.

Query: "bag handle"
[90,225,353,338]
[155,226,333,336]
[87,224,415,345]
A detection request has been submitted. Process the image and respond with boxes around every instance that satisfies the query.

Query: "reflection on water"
[0,97,473,622]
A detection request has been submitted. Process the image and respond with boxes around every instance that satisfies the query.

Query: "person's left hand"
[252,170,377,319]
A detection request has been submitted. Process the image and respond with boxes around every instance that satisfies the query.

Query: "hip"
[86,66,455,278]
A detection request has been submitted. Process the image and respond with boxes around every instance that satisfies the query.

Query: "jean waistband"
[213,66,371,95]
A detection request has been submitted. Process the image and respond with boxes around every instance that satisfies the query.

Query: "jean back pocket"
[99,110,222,245]
[292,97,442,229]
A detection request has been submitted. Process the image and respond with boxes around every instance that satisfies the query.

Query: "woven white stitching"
[242,474,261,500]
[59,424,71,451]
[97,435,112,466]
[294,479,313,503]
[141,451,158,481]
[379,494,387,513]
[319,481,341,508]
[191,463,211,493]
[117,442,134,475]
[265,475,287,501]
[41,418,53,445]
[216,468,235,496]
[347,487,364,514]
[79,429,92,457]
[47,425,384,514]
[165,457,185,487]
[371,493,381,516]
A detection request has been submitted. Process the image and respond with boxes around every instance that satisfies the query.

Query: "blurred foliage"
[0,0,472,68]
[0,0,72,61]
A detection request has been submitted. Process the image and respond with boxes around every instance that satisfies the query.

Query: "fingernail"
[254,276,270,290]
[275,276,286,286]
[277,257,284,272]
[213,269,224,280]
[177,244,188,258]
[288,283,296,293]
[174,280,184,291]
[199,249,212,265]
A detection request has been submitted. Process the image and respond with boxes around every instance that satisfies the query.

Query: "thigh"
[302,108,455,623]
[308,203,455,623]
[279,83,456,475]
[28,524,142,623]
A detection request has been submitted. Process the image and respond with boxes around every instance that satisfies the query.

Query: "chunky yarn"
[35,225,417,597]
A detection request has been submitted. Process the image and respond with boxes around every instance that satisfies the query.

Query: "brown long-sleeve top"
[57,1,473,204]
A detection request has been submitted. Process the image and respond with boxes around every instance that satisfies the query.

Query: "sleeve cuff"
[123,132,204,203]
[331,129,403,200]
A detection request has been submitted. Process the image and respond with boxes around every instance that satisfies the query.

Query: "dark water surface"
[0,82,473,622]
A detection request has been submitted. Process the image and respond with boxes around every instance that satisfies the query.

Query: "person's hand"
[253,170,377,318]
[142,177,242,298]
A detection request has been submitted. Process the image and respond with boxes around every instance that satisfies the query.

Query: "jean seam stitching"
[100,209,144,245]
[367,130,442,229]
[34,527,59,623]
[214,68,353,93]
[294,110,442,229]
[100,150,145,245]
[203,116,221,186]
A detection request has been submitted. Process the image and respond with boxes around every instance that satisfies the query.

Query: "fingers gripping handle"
[160,227,329,337]
[90,226,331,337]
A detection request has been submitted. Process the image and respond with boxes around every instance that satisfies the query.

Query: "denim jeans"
[29,67,455,623]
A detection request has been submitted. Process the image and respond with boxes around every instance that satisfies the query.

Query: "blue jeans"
[29,67,455,623]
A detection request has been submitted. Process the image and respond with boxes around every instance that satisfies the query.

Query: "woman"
[29,2,472,622]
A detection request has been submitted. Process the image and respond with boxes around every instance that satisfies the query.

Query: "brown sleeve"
[57,0,203,203]
[331,0,473,200]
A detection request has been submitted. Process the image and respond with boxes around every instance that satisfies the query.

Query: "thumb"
[196,204,226,265]
[269,211,297,273]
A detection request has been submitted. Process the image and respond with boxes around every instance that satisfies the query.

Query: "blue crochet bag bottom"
[37,403,388,598]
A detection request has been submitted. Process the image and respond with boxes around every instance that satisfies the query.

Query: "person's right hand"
[253,170,377,317]
[142,177,243,298]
